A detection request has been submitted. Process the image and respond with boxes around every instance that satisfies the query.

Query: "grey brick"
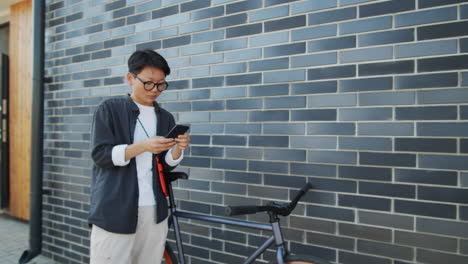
[308,150,356,164]
[225,147,262,159]
[340,108,392,121]
[308,93,356,107]
[181,43,211,56]
[359,0,415,18]
[339,137,392,151]
[226,23,262,38]
[307,232,354,251]
[249,5,289,22]
[264,123,305,135]
[264,96,306,109]
[340,223,392,242]
[359,211,414,230]
[308,65,356,80]
[212,158,247,170]
[264,15,306,32]
[308,123,355,136]
[214,38,248,52]
[292,24,337,42]
[417,122,468,137]
[250,110,288,122]
[249,160,288,174]
[225,48,262,62]
[340,77,392,93]
[178,112,210,123]
[226,73,261,86]
[192,29,224,43]
[397,39,457,59]
[290,136,337,149]
[291,109,337,121]
[264,69,305,83]
[250,31,289,47]
[225,123,261,134]
[360,91,415,106]
[291,0,337,15]
[307,204,354,222]
[358,240,413,261]
[418,88,468,104]
[292,81,337,95]
[192,6,224,21]
[211,111,248,122]
[309,7,356,25]
[417,249,468,264]
[291,52,337,68]
[180,20,211,34]
[212,62,247,75]
[191,53,223,66]
[339,252,391,264]
[249,58,289,72]
[226,0,262,14]
[396,72,457,89]
[417,218,468,239]
[265,42,306,58]
[211,86,247,99]
[250,84,289,97]
[151,27,177,39]
[341,46,392,63]
[339,16,392,35]
[395,6,457,27]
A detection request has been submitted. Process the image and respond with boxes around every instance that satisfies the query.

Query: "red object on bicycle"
[156,156,168,197]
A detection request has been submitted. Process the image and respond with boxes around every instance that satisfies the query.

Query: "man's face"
[127,66,166,106]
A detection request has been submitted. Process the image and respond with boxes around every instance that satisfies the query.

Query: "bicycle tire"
[270,254,332,264]
[163,243,178,264]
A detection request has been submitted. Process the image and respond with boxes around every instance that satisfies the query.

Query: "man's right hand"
[143,136,176,154]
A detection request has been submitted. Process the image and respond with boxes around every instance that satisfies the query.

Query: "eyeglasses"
[132,73,169,92]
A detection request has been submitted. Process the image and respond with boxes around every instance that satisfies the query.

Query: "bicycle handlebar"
[225,182,313,217]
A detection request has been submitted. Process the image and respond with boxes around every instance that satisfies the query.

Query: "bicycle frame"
[167,182,289,264]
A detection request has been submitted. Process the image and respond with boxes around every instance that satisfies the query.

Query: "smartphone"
[165,124,189,138]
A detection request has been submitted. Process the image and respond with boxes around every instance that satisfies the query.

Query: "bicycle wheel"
[163,243,178,264]
[271,254,332,264]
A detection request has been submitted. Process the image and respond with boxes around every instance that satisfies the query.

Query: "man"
[89,49,190,264]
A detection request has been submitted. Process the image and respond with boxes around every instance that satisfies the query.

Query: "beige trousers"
[90,206,168,264]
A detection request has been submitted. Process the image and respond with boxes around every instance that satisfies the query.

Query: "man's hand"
[144,136,176,154]
[172,133,190,160]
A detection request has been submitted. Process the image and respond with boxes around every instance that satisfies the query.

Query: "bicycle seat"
[165,172,188,183]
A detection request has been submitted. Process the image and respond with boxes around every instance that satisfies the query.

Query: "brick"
[360,0,415,18]
[192,100,225,111]
[308,65,355,80]
[293,52,337,69]
[249,136,288,147]
[290,242,336,262]
[226,23,262,38]
[213,38,248,52]
[264,149,306,162]
[396,72,457,89]
[250,84,289,97]
[360,91,414,106]
[181,0,210,12]
[339,108,392,121]
[419,0,468,8]
[339,194,390,211]
[417,217,468,238]
[212,158,247,170]
[308,123,354,136]
[308,150,356,165]
[395,169,457,186]
[250,110,289,122]
[417,249,468,264]
[291,109,337,121]
[105,0,126,11]
[396,106,457,120]
[418,21,468,40]
[264,42,306,58]
[192,29,224,43]
[396,231,457,253]
[309,7,356,25]
[163,35,190,48]
[151,27,177,39]
[211,112,248,122]
[360,181,415,198]
[419,55,468,72]
[191,53,223,66]
[396,6,457,27]
[396,138,456,153]
[292,81,337,95]
[264,0,300,6]
[212,86,248,100]
[396,39,457,59]
[264,96,306,109]
[152,5,179,19]
[226,73,261,86]
[308,36,355,52]
[417,122,468,137]
[264,69,305,83]
[179,20,210,34]
[290,163,338,177]
[225,123,261,134]
[340,137,391,151]
[291,0,337,15]
[359,211,414,230]
[192,6,224,21]
[341,46,392,63]
[292,24,337,41]
[213,13,247,29]
[225,48,262,62]
[249,5,289,22]
[340,223,392,242]
[396,200,456,219]
[226,0,262,14]
[420,88,468,105]
[225,147,262,159]
[249,160,288,173]
[359,60,414,76]
[361,29,414,47]
[212,62,247,75]
[419,186,468,203]
[250,31,289,47]
[192,76,224,88]
[360,152,416,168]
[339,252,391,264]
[262,124,304,136]
[309,94,356,107]
[307,232,354,251]
[307,204,354,222]
[113,6,134,19]
[290,136,337,149]
[339,165,391,181]
[358,240,413,261]
[248,185,288,200]
[339,16,391,35]
[264,15,306,32]
[340,77,392,92]
[250,58,289,72]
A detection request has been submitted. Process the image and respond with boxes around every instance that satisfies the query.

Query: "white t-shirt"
[111,101,183,206]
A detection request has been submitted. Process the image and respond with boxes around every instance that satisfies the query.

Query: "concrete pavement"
[0,213,56,264]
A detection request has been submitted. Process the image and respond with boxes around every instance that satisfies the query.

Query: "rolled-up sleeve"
[165,148,183,167]
[112,144,130,166]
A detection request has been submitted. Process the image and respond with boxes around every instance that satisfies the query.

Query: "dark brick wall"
[43,0,468,263]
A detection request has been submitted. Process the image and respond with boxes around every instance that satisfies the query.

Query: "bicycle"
[161,172,332,264]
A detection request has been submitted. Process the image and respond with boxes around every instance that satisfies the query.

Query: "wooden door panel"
[9,0,32,220]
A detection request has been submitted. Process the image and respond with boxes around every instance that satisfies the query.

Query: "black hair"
[127,49,171,76]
